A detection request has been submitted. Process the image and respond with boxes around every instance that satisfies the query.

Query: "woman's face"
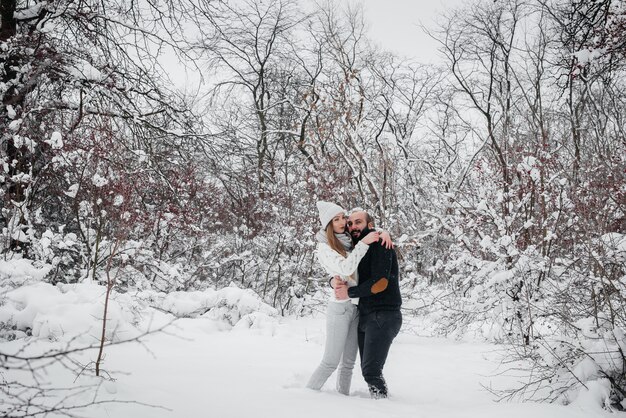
[329,212,347,234]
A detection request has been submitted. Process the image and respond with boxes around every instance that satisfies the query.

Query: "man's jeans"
[358,310,402,398]
[306,302,359,395]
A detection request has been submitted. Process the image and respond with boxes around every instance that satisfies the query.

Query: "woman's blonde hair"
[325,220,355,282]
[325,221,347,257]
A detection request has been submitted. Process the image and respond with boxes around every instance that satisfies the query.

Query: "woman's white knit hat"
[316,201,345,228]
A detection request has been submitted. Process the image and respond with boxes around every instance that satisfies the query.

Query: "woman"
[306,201,391,395]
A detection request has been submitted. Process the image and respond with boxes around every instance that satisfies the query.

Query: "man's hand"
[334,282,349,300]
[379,231,394,249]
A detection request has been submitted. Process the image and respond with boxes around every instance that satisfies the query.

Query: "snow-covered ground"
[4,314,614,417]
[0,261,617,417]
[79,315,614,418]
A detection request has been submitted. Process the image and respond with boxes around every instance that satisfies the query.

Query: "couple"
[306,201,402,399]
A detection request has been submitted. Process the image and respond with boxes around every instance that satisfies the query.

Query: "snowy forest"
[1,0,625,416]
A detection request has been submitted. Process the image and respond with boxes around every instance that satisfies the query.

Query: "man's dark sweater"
[347,233,402,315]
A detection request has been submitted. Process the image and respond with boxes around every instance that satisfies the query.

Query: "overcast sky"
[352,0,466,63]
[168,0,468,90]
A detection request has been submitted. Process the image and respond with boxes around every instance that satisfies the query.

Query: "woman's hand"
[362,231,381,245]
[330,276,347,289]
[379,231,394,249]
[334,282,349,300]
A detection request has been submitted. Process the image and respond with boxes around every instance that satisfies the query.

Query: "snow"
[574,48,607,65]
[0,260,618,417]
[6,105,16,119]
[517,156,541,182]
[152,285,279,325]
[8,118,22,131]
[2,312,614,418]
[67,60,105,82]
[64,183,79,198]
[14,3,45,20]
[10,229,29,243]
[91,173,109,187]
[570,379,612,410]
[600,233,626,263]
[0,281,140,342]
[45,131,64,149]
[12,135,37,152]
[485,269,515,287]
[0,258,52,286]
[113,194,124,206]
[134,149,149,163]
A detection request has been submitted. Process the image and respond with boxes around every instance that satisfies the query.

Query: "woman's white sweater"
[315,240,370,304]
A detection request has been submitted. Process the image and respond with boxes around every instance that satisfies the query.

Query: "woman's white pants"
[306,302,359,395]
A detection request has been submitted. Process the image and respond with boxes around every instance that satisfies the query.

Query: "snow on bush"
[600,233,626,263]
[0,258,52,287]
[0,280,141,343]
[569,379,613,410]
[0,259,280,346]
[233,312,278,335]
[149,283,278,329]
[414,226,626,409]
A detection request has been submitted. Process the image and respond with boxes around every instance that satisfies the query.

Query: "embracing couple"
[306,201,402,399]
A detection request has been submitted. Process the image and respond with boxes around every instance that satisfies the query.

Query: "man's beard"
[351,226,374,243]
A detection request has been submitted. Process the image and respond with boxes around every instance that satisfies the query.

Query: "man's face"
[347,211,371,241]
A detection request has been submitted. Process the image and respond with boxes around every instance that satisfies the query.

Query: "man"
[334,210,402,399]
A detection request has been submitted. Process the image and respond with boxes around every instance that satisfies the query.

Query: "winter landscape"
[1,0,625,416]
